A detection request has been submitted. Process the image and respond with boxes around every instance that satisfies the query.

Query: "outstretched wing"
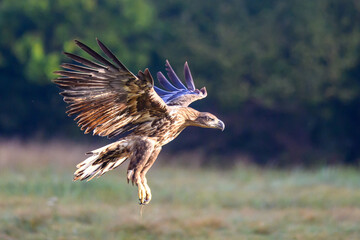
[154,60,207,107]
[53,39,168,138]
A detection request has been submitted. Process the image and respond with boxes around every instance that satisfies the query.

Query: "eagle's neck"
[179,107,200,126]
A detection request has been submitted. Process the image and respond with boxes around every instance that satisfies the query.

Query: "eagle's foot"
[127,169,142,185]
[127,169,134,185]
[142,178,152,204]
[138,179,152,205]
[138,182,147,204]
[127,169,148,204]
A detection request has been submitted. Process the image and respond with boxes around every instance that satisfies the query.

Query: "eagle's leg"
[141,147,162,204]
[126,137,155,204]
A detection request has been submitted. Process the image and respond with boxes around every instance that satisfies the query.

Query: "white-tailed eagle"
[54,39,224,204]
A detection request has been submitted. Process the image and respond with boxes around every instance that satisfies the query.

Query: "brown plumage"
[54,39,225,204]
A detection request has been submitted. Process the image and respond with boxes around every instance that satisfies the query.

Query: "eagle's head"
[193,112,225,131]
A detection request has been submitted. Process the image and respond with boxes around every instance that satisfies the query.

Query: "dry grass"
[1,140,360,239]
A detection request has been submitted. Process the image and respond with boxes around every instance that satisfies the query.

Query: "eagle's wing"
[54,39,168,138]
[154,60,207,107]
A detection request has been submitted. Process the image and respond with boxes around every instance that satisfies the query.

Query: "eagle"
[53,39,225,205]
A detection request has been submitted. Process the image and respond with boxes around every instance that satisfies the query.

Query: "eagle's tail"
[73,140,131,181]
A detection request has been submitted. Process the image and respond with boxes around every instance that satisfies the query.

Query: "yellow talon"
[143,179,152,204]
[138,182,146,204]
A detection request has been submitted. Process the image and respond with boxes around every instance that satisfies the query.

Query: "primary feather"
[154,60,207,106]
[54,39,168,138]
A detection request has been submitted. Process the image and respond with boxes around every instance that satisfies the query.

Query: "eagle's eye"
[205,116,214,121]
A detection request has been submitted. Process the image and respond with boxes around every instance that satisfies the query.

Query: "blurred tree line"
[1,0,360,166]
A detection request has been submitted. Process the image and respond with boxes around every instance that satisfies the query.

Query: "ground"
[1,140,360,240]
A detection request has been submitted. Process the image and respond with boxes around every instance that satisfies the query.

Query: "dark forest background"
[1,0,360,166]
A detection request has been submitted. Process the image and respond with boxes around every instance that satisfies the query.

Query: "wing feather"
[61,63,99,73]
[165,60,187,90]
[96,38,133,74]
[157,71,179,91]
[74,40,118,71]
[54,39,168,138]
[184,61,195,91]
[155,60,207,106]
[64,52,107,70]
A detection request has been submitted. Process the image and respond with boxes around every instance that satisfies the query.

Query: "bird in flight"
[54,39,225,205]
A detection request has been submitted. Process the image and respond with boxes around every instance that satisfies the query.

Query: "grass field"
[1,140,360,240]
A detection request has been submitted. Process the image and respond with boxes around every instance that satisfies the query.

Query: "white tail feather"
[73,140,130,181]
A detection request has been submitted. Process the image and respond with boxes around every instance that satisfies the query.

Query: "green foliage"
[154,0,360,108]
[151,0,360,164]
[0,0,155,83]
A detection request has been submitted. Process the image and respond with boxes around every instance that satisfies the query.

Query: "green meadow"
[1,141,360,240]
